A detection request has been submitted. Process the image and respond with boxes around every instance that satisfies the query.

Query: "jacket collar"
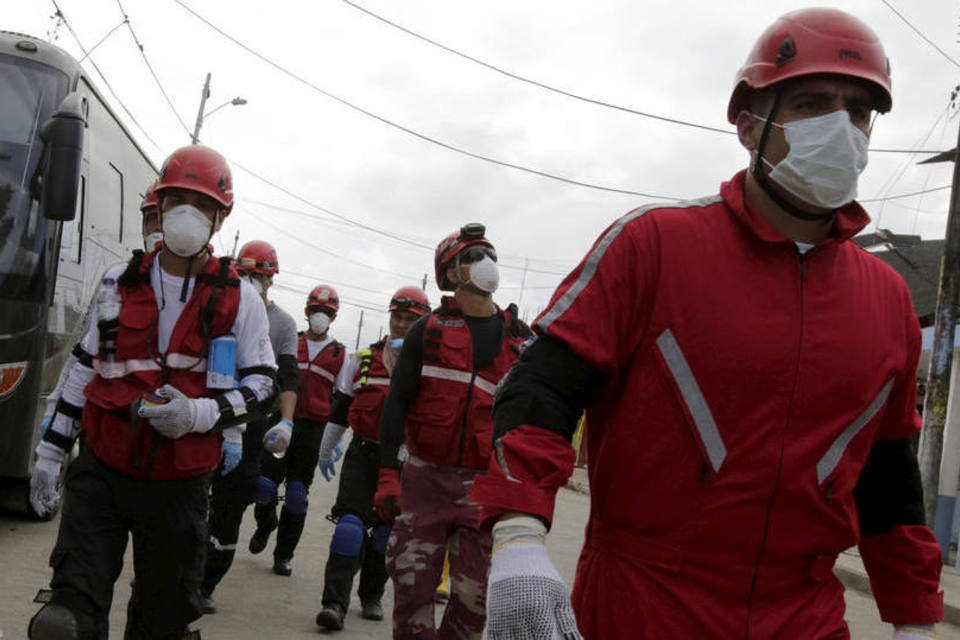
[720,169,870,246]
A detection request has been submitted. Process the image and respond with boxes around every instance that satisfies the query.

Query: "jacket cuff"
[860,524,944,624]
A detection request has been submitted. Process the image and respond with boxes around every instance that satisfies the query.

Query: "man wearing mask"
[376,224,531,640]
[314,286,431,631]
[470,8,943,639]
[249,284,346,577]
[27,145,276,640]
[199,239,300,613]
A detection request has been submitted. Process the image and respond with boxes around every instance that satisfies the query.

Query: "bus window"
[68,174,85,263]
[107,163,123,243]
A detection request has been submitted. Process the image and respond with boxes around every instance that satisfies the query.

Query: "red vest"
[347,340,391,442]
[82,252,241,480]
[294,335,345,423]
[406,298,527,469]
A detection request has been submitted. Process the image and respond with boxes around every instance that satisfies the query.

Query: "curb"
[835,563,960,628]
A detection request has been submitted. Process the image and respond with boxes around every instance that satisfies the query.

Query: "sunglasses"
[459,246,497,264]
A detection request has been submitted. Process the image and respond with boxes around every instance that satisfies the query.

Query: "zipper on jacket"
[458,371,477,466]
[744,247,809,638]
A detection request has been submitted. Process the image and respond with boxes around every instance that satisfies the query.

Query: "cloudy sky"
[7,0,960,346]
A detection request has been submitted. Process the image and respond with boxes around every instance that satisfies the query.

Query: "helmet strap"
[751,93,837,223]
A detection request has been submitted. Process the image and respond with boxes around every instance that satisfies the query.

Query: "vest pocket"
[172,432,220,474]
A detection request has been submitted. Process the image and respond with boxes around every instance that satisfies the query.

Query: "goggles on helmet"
[238,257,278,273]
[390,296,431,313]
[459,246,497,264]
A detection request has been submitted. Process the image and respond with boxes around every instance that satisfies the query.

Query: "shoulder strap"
[117,249,148,289]
[199,257,235,339]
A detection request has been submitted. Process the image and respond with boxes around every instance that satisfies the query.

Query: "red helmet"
[306,284,339,314]
[237,240,279,275]
[140,180,159,215]
[727,8,892,123]
[434,223,495,291]
[389,286,431,317]
[156,145,234,215]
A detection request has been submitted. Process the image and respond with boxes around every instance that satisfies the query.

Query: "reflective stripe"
[209,535,236,552]
[299,362,336,383]
[816,378,894,485]
[537,196,722,332]
[422,365,473,385]
[656,329,726,473]
[473,376,498,396]
[93,353,205,377]
[353,376,391,390]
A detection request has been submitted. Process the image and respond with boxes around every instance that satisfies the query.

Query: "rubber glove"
[221,440,243,475]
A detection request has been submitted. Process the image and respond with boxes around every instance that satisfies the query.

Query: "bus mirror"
[39,92,86,222]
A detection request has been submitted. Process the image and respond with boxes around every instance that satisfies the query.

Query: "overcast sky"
[7,0,960,346]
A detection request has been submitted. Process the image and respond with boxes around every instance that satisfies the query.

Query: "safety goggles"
[238,257,277,273]
[391,296,431,313]
[459,246,497,264]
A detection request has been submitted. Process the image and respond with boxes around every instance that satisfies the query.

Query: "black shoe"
[272,558,292,576]
[200,593,217,614]
[249,527,273,555]
[360,600,383,621]
[316,603,345,630]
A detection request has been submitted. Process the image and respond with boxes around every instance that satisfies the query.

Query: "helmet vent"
[776,38,796,66]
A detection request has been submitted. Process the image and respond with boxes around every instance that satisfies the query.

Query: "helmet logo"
[839,49,862,61]
[776,38,796,66]
[218,176,227,192]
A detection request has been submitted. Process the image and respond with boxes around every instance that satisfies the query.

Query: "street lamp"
[190,72,248,144]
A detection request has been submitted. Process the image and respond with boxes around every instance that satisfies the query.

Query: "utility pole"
[421,273,428,290]
[191,72,212,145]
[355,310,364,351]
[918,105,960,558]
[230,230,240,258]
[518,257,529,309]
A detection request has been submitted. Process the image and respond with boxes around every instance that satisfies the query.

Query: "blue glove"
[221,440,243,475]
[333,440,344,462]
[38,414,53,436]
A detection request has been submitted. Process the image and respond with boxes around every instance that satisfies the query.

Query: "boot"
[273,508,307,564]
[360,600,383,621]
[249,502,278,555]
[316,603,345,630]
[272,558,292,576]
[199,592,216,615]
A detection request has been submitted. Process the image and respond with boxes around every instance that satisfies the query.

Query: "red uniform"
[471,171,943,637]
[295,335,345,424]
[83,251,240,480]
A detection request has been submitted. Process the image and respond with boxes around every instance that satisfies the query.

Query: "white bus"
[0,30,158,514]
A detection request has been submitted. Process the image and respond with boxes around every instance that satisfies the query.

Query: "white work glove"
[138,384,211,439]
[263,418,293,455]
[893,626,939,639]
[486,515,582,640]
[319,422,347,462]
[30,442,66,518]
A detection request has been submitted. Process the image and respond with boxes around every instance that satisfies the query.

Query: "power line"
[861,185,951,203]
[173,0,681,200]
[880,0,960,69]
[49,0,166,154]
[272,282,389,315]
[76,18,126,63]
[340,0,733,136]
[114,0,193,135]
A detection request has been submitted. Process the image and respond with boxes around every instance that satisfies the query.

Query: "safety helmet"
[434,223,495,291]
[237,240,279,276]
[155,145,234,215]
[727,7,892,124]
[389,286,431,317]
[306,284,339,314]
[140,180,159,215]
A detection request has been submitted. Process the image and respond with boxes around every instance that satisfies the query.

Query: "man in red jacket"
[27,145,276,639]
[376,224,531,640]
[471,8,943,640]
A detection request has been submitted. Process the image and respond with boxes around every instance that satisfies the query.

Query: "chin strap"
[752,94,837,223]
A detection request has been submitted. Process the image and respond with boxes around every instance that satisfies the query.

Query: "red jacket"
[471,171,943,637]
[348,340,390,442]
[406,298,526,470]
[295,335,345,424]
[83,252,240,480]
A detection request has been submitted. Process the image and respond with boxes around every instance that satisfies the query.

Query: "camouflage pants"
[386,456,490,640]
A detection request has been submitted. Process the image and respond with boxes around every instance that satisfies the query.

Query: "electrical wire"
[114,0,193,135]
[272,282,389,315]
[77,18,126,63]
[879,0,960,69]
[173,0,681,200]
[860,185,951,203]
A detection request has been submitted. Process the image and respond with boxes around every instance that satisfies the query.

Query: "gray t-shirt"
[266,302,299,359]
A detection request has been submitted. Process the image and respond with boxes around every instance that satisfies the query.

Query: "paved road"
[0,467,956,639]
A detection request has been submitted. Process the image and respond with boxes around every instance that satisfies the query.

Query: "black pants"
[322,437,389,610]
[46,446,210,639]
[256,418,324,560]
[200,418,266,596]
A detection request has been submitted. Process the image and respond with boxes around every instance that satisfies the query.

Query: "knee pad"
[29,604,80,640]
[285,480,308,515]
[371,523,392,555]
[331,514,365,557]
[255,476,278,505]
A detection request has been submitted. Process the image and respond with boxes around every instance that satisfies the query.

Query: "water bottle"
[97,277,125,378]
[207,335,239,390]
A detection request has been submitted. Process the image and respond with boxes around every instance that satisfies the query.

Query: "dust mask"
[467,256,499,294]
[309,312,331,335]
[757,110,869,209]
[245,275,264,297]
[143,232,164,252]
[162,204,214,257]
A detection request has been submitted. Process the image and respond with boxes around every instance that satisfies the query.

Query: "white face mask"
[758,110,869,209]
[162,204,214,257]
[466,256,500,294]
[143,232,164,252]
[244,275,265,298]
[309,312,331,335]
